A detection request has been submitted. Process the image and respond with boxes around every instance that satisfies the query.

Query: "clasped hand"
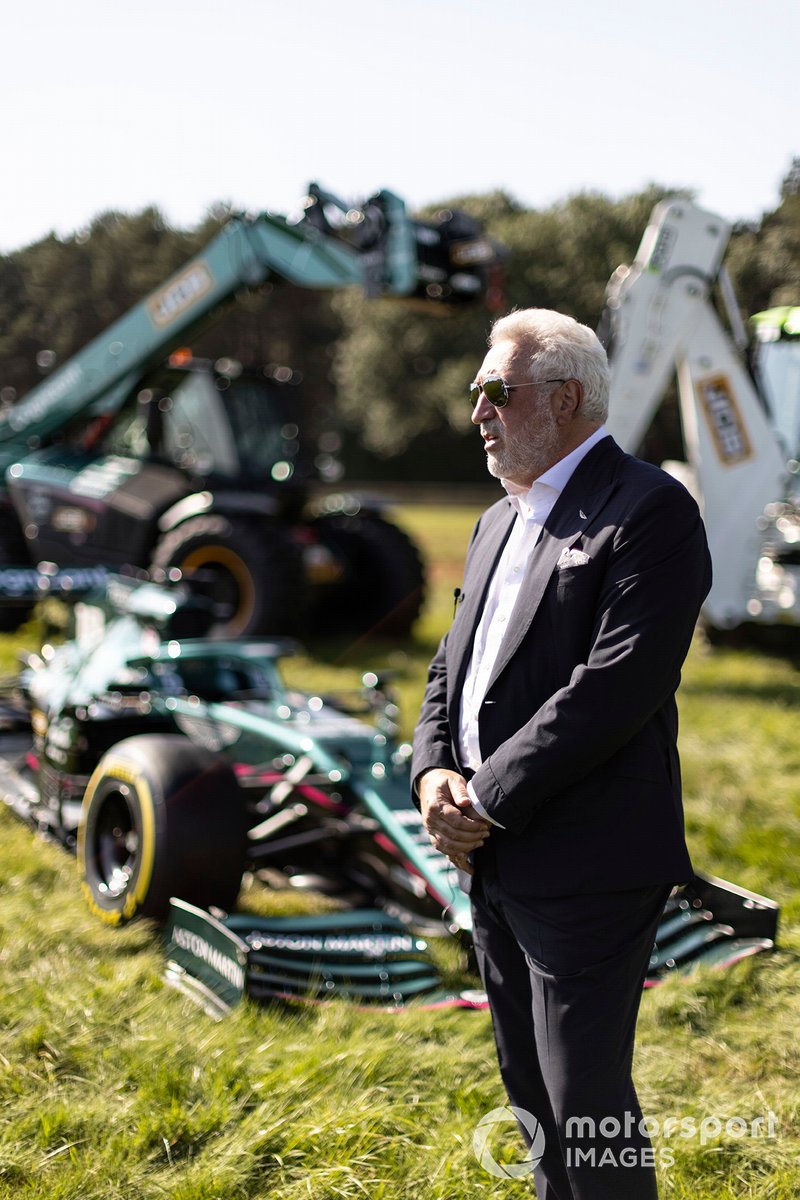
[418,768,491,876]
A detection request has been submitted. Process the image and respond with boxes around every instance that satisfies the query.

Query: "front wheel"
[78,734,247,926]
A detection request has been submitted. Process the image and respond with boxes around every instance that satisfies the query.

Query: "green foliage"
[331,183,692,463]
[5,168,800,477]
[0,210,340,428]
[0,211,213,401]
[725,158,800,315]
[0,502,797,1198]
[488,184,688,325]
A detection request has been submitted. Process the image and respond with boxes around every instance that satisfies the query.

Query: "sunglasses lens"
[469,378,508,408]
[484,379,507,407]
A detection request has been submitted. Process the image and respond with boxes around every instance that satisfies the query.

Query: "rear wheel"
[0,524,34,632]
[151,514,304,636]
[308,512,425,637]
[78,734,247,926]
[703,618,800,654]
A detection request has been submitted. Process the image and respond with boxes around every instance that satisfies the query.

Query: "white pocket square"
[557,547,591,568]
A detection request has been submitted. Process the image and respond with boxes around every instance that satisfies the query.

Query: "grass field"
[0,502,798,1199]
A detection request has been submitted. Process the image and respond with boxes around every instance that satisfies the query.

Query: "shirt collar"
[502,426,609,518]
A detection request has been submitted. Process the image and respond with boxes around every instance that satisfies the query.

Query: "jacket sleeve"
[471,481,711,832]
[409,630,458,807]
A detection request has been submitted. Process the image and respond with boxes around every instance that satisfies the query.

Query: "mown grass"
[0,501,798,1199]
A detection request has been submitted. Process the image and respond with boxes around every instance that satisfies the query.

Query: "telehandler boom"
[0,185,502,636]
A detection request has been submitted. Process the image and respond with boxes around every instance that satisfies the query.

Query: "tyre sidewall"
[78,734,246,926]
[151,513,304,636]
[309,511,425,635]
[79,756,158,926]
[151,514,256,636]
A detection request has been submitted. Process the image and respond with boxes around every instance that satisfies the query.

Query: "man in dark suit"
[412,309,711,1199]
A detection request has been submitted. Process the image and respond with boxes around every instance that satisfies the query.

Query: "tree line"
[1,162,798,482]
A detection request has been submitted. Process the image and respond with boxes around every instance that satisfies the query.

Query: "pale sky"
[2,0,798,253]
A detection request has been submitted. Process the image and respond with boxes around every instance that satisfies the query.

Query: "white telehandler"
[602,197,800,636]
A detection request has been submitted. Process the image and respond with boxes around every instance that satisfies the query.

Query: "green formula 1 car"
[0,576,779,1013]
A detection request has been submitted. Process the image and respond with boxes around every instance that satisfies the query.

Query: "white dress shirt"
[462,427,609,827]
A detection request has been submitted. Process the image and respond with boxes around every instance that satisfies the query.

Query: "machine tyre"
[0,528,34,632]
[77,734,247,926]
[309,511,425,636]
[704,618,800,653]
[151,513,304,636]
[701,620,746,648]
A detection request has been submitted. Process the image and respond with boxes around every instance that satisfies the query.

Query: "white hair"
[489,308,610,421]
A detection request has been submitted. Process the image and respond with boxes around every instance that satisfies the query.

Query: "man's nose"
[471,391,495,425]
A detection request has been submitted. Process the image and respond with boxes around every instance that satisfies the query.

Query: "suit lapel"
[446,502,515,716]
[484,438,622,690]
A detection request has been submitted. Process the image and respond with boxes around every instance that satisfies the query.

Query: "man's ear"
[555,379,583,423]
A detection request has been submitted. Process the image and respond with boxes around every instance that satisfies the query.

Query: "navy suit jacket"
[412,437,712,896]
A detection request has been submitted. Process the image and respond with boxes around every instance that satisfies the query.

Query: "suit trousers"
[470,851,670,1200]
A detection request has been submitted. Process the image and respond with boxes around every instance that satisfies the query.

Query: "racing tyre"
[150,514,305,636]
[309,512,425,637]
[78,734,247,926]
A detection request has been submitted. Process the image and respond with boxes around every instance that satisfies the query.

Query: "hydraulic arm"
[602,198,798,633]
[0,186,498,469]
[0,185,501,639]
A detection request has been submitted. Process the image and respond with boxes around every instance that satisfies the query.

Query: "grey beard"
[484,421,561,484]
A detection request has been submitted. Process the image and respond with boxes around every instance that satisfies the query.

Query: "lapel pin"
[579,509,587,519]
